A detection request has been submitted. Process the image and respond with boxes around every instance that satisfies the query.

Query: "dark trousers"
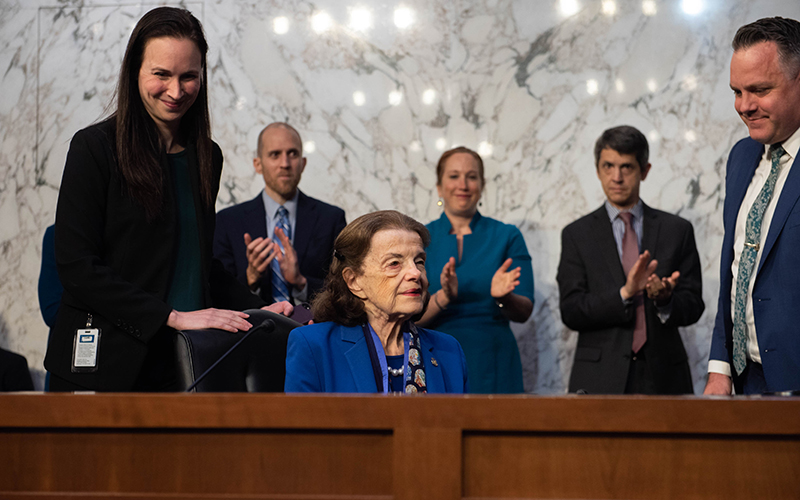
[624,347,657,395]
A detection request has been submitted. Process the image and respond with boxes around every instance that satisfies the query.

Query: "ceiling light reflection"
[389,90,403,106]
[303,141,316,154]
[615,79,625,93]
[349,7,372,32]
[586,79,599,96]
[681,0,703,16]
[353,91,366,106]
[602,0,617,16]
[646,79,658,93]
[559,0,581,17]
[684,130,697,142]
[410,140,422,152]
[394,7,414,29]
[478,141,493,158]
[311,12,333,33]
[422,89,437,105]
[642,0,657,16]
[683,74,698,91]
[435,138,448,151]
[273,16,289,34]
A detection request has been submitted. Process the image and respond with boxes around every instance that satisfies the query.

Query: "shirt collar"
[261,189,299,219]
[438,210,482,232]
[766,126,800,163]
[604,199,643,222]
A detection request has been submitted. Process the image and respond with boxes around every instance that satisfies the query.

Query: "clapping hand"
[491,258,521,299]
[273,227,307,290]
[440,257,458,301]
[646,271,680,305]
[621,250,658,300]
[244,233,278,288]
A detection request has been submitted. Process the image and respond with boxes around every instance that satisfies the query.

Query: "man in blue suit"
[705,17,800,394]
[214,123,346,305]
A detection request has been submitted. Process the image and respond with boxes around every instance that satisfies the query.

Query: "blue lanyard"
[361,323,410,393]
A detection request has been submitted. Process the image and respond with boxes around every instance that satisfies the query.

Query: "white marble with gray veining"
[2,0,799,391]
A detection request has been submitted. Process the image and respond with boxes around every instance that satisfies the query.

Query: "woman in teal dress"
[417,147,534,393]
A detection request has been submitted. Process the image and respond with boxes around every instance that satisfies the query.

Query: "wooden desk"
[1,394,798,499]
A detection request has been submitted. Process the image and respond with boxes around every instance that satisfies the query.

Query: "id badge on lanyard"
[72,313,101,373]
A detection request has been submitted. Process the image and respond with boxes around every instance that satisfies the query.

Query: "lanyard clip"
[86,314,93,328]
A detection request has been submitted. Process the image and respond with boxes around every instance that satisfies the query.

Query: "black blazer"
[45,119,265,391]
[213,191,346,304]
[557,204,704,394]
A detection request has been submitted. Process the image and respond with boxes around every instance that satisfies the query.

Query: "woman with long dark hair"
[45,7,289,391]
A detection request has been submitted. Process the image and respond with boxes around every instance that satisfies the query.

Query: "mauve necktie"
[732,144,786,375]
[620,212,646,353]
[271,206,291,303]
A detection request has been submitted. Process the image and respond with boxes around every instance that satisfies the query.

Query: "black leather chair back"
[175,309,301,392]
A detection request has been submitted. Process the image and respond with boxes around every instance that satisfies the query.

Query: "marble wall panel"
[1,0,799,391]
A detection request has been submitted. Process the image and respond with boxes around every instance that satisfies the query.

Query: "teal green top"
[165,150,203,312]
[425,211,534,393]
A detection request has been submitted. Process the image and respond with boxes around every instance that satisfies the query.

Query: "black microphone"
[185,318,276,392]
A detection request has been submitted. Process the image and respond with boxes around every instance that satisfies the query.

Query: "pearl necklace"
[387,366,404,377]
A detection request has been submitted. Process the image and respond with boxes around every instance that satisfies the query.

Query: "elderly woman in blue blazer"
[285,210,469,393]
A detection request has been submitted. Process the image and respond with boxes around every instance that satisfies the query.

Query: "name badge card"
[72,328,101,373]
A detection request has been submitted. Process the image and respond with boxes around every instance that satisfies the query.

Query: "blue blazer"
[213,191,346,304]
[710,137,800,392]
[285,322,469,393]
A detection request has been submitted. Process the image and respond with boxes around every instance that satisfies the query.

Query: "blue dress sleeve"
[506,226,534,304]
[284,327,323,392]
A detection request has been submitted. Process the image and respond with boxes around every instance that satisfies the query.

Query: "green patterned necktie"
[732,144,786,375]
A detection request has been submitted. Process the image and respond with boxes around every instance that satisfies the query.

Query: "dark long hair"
[312,211,431,326]
[115,7,213,219]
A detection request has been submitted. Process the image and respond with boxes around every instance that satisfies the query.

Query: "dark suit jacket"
[213,192,346,304]
[710,137,800,393]
[284,322,469,393]
[0,348,34,391]
[45,119,265,391]
[558,204,704,394]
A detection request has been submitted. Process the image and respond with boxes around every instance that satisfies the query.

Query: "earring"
[437,198,443,207]
[478,201,483,207]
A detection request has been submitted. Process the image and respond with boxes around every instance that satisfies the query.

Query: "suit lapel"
[341,325,379,392]
[725,142,763,236]
[590,207,626,283]
[420,334,445,392]
[243,195,271,300]
[641,204,661,259]
[244,194,268,240]
[758,149,800,274]
[293,191,317,263]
